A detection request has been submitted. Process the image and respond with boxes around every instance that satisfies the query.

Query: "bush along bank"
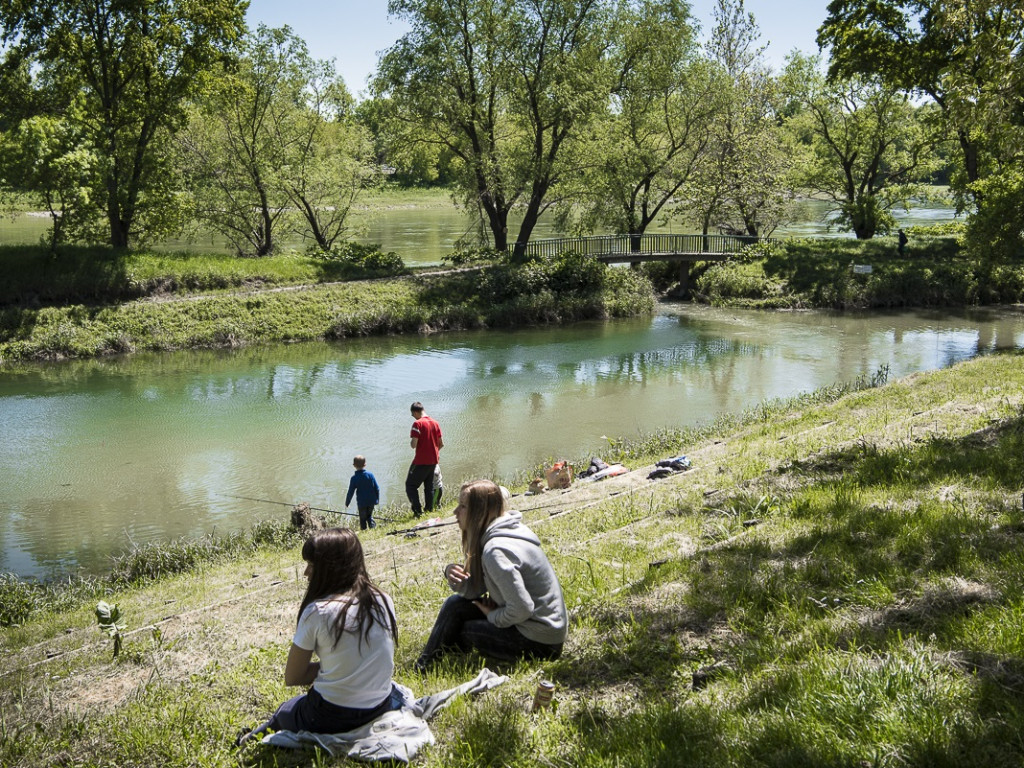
[0,252,655,363]
[644,235,1024,309]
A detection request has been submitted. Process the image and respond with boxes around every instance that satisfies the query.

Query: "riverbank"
[0,253,654,364]
[2,351,1022,767]
[681,235,1024,309]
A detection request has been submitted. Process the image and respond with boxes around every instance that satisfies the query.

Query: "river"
[2,304,1022,579]
[0,197,960,265]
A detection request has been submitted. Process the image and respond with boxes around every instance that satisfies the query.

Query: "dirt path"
[131,266,484,305]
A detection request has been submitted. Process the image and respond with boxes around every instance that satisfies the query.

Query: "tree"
[686,0,789,237]
[818,0,1024,193]
[0,113,99,249]
[0,0,248,248]
[783,53,943,239]
[819,0,1024,257]
[180,25,378,256]
[375,0,614,259]
[274,48,381,252]
[355,95,457,186]
[558,0,722,246]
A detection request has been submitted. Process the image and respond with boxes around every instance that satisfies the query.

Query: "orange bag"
[545,461,573,490]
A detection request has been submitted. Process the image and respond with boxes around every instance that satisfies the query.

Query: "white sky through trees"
[245,0,831,96]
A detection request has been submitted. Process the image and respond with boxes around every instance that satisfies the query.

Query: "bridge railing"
[508,233,773,260]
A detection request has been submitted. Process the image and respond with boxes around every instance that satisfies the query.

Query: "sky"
[245,0,832,97]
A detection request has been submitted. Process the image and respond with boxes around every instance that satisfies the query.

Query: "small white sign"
[852,264,873,274]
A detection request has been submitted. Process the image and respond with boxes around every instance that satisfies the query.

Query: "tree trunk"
[484,206,509,252]
[511,201,543,263]
[256,183,274,256]
[107,186,129,248]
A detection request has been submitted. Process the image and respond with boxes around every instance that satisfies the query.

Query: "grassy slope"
[2,352,1023,767]
[0,265,653,363]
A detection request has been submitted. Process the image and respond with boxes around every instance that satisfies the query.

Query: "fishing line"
[220,493,396,524]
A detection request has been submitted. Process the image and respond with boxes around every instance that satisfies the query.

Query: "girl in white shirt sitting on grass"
[238,528,401,745]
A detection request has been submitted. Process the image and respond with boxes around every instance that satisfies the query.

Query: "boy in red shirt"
[406,401,443,518]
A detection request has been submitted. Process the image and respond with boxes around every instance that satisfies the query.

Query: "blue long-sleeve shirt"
[345,469,380,508]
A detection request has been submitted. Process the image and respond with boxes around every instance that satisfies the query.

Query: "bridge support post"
[678,261,690,297]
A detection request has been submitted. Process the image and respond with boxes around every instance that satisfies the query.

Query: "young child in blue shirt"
[345,455,381,530]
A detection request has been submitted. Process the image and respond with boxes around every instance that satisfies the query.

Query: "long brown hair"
[458,480,507,595]
[297,528,397,650]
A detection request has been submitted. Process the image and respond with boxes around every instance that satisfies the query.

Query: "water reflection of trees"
[575,338,760,387]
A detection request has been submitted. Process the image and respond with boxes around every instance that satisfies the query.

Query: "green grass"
[2,352,1024,767]
[0,256,654,363]
[0,243,415,307]
[357,184,456,209]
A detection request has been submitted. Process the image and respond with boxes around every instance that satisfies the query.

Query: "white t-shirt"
[293,593,396,709]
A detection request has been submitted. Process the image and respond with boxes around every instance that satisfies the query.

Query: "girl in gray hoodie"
[415,479,568,670]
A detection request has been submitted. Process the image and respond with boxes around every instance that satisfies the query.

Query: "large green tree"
[0,0,247,248]
[783,53,942,239]
[180,25,378,256]
[818,0,1024,193]
[819,0,1024,258]
[375,0,614,258]
[686,0,789,237]
[0,113,99,249]
[558,0,722,246]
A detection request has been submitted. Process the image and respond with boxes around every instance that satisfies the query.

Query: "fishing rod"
[387,516,459,536]
[221,493,365,520]
[386,491,587,535]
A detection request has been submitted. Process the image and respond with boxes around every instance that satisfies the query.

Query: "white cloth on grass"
[261,667,507,762]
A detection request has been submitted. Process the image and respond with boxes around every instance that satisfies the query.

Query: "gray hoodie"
[452,511,568,645]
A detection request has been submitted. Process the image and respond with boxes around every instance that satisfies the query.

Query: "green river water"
[2,304,1022,579]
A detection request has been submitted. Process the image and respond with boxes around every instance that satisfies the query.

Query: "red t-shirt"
[411,415,442,465]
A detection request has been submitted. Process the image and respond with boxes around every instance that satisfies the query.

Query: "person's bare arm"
[410,437,419,450]
[283,644,319,686]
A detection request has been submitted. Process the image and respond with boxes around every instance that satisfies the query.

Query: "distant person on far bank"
[345,455,381,530]
[898,229,908,255]
[406,401,443,518]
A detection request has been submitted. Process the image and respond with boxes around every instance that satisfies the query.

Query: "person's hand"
[445,564,470,589]
[473,596,497,615]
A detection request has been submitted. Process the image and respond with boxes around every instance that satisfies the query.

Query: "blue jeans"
[358,505,376,530]
[267,684,402,734]
[416,595,563,668]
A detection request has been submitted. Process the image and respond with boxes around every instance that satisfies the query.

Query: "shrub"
[314,242,406,278]
[478,261,552,303]
[696,261,780,301]
[905,222,966,239]
[548,250,606,293]
[442,247,503,267]
[603,267,656,316]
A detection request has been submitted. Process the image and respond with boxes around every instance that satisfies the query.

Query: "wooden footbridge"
[508,233,777,294]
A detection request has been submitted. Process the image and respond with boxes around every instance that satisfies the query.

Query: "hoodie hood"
[482,510,541,547]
